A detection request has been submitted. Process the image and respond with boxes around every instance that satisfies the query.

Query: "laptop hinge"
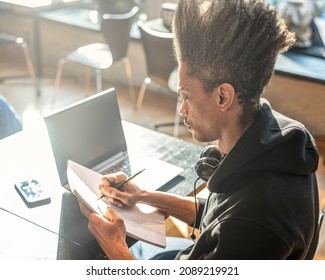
[92,151,127,173]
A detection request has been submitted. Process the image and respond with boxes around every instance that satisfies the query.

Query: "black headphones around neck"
[190,145,223,241]
[195,145,223,181]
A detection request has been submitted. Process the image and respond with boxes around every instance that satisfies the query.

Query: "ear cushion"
[200,145,223,159]
[195,145,223,181]
[195,157,220,181]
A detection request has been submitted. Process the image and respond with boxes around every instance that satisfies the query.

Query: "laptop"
[43,88,183,191]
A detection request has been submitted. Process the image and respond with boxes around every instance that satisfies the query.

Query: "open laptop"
[43,88,183,191]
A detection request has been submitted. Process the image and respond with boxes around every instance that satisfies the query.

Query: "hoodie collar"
[208,99,318,192]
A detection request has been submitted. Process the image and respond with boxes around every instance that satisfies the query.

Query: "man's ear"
[215,83,235,111]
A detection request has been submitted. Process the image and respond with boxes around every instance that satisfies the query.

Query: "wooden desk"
[275,51,325,84]
[263,53,325,138]
[0,120,202,259]
[263,16,325,137]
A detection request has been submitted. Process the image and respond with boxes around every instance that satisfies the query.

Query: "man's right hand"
[99,172,145,207]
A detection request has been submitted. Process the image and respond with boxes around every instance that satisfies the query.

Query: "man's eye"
[178,90,190,101]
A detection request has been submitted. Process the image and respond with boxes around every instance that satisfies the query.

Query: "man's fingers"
[102,172,127,187]
[78,199,93,218]
[109,197,124,208]
[103,208,122,223]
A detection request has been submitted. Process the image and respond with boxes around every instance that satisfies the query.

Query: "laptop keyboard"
[100,159,131,176]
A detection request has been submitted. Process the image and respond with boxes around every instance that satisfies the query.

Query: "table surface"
[276,51,325,83]
[0,0,51,9]
[0,120,203,260]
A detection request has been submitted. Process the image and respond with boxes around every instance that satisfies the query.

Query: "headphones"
[195,145,223,181]
[190,145,223,241]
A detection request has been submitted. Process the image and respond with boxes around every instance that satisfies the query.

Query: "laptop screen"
[44,88,127,186]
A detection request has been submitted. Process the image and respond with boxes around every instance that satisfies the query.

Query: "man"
[79,0,320,259]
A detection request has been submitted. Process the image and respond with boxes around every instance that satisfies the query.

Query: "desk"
[263,52,325,137]
[261,15,325,136]
[0,120,202,259]
[0,0,52,9]
[0,123,64,259]
[276,51,325,84]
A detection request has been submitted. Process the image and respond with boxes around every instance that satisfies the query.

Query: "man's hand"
[99,172,145,207]
[79,201,135,259]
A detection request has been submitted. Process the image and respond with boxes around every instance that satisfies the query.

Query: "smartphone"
[15,179,51,208]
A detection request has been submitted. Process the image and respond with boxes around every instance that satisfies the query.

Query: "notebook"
[43,88,183,191]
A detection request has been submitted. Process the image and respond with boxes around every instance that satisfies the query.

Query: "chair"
[0,33,37,93]
[52,5,139,108]
[132,20,181,137]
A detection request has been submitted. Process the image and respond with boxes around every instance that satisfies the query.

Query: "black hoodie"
[177,99,320,260]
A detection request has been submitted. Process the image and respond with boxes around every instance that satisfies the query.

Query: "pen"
[97,169,145,200]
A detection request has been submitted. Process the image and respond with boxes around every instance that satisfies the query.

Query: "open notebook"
[67,160,166,248]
